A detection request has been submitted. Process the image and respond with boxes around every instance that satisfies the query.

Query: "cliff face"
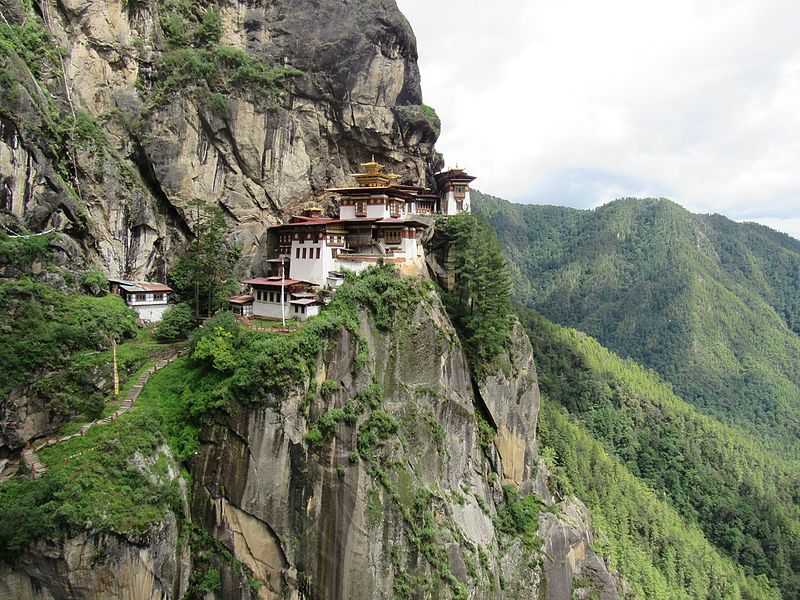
[0,0,441,277]
[192,293,518,598]
[0,445,191,600]
[190,289,621,599]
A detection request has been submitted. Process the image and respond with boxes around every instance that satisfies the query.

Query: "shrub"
[155,303,195,341]
[0,232,52,269]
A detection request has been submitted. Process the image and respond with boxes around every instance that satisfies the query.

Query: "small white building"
[435,168,476,215]
[240,277,322,321]
[228,294,254,317]
[109,279,173,322]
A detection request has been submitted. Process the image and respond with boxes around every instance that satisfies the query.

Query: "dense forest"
[474,192,800,460]
[520,309,800,597]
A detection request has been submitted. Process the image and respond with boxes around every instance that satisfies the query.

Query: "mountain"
[520,308,800,598]
[474,192,800,459]
[0,0,441,278]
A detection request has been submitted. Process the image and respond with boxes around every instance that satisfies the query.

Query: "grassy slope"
[0,358,192,558]
[522,309,800,598]
[474,192,800,459]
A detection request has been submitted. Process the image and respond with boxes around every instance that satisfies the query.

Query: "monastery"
[231,159,475,321]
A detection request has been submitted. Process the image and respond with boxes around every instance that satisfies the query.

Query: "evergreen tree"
[438,213,511,377]
[170,200,240,317]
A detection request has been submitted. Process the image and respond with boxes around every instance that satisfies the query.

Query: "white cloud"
[396,0,800,239]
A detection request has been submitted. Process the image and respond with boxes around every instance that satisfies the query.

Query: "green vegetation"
[493,485,542,543]
[170,201,240,317]
[185,265,425,414]
[155,303,195,340]
[0,10,62,79]
[539,398,780,600]
[522,308,800,598]
[421,104,441,135]
[149,0,301,108]
[475,194,800,459]
[0,278,138,408]
[0,359,194,559]
[436,213,512,378]
[0,232,53,270]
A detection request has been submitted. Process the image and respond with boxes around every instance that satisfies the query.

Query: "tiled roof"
[119,281,173,293]
[243,277,306,287]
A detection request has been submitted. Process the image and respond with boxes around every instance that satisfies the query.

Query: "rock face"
[0,447,190,600]
[192,294,513,598]
[539,499,624,600]
[0,0,441,278]
[190,288,624,599]
[477,319,540,490]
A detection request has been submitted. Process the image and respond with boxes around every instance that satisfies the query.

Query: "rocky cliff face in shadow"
[0,0,441,278]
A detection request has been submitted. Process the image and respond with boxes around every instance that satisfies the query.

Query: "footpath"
[21,350,186,479]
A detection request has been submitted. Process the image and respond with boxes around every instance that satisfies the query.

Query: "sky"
[395,0,800,240]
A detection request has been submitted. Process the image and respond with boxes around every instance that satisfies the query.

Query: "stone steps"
[22,350,186,479]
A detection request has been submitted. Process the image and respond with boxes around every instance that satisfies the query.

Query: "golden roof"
[349,156,402,188]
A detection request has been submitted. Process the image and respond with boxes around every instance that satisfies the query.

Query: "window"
[316,247,321,259]
[296,248,300,259]
[302,248,307,259]
[384,229,402,244]
[356,201,366,217]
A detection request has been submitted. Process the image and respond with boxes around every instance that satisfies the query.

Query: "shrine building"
[232,159,475,319]
[266,159,475,287]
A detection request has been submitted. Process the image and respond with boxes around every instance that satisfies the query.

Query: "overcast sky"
[395,0,800,239]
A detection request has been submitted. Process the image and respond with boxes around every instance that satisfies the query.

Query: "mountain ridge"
[474,190,800,459]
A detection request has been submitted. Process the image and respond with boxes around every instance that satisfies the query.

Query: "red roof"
[243,277,306,288]
[271,217,382,229]
[228,294,254,305]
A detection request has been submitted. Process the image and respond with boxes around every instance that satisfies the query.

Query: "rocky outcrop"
[477,319,540,490]
[539,498,624,600]
[0,446,190,600]
[192,292,520,598]
[0,0,442,278]
[189,285,624,599]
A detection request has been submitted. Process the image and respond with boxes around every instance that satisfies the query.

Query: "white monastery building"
[109,279,173,322]
[231,160,475,320]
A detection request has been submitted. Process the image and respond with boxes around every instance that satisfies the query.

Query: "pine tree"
[170,200,240,317]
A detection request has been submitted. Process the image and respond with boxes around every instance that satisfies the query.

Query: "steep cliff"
[0,265,624,600]
[0,445,191,600]
[0,0,441,278]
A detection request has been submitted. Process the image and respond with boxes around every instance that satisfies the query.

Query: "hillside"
[520,308,800,598]
[474,192,800,459]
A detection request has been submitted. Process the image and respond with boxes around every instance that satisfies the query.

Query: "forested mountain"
[474,192,800,459]
[521,308,800,598]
